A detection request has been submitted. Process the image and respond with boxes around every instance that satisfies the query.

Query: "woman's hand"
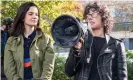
[74,37,83,49]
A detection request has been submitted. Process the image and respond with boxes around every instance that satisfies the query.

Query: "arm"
[4,37,22,80]
[65,47,83,77]
[116,42,128,80]
[41,37,55,80]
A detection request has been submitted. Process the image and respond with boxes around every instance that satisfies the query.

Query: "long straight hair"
[10,2,40,37]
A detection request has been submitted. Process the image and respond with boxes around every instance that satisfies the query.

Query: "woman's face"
[86,9,102,30]
[24,6,39,27]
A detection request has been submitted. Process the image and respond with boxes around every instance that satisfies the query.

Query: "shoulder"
[5,36,17,47]
[36,28,50,39]
[110,36,125,50]
[36,28,50,41]
[110,36,123,43]
[41,32,51,41]
[7,35,21,44]
[39,31,53,45]
[109,36,125,48]
[7,36,16,42]
[114,38,123,43]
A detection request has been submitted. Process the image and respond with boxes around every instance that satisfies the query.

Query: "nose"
[32,13,38,19]
[86,18,92,24]
[87,16,93,21]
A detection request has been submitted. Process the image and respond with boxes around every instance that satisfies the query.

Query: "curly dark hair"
[83,2,114,34]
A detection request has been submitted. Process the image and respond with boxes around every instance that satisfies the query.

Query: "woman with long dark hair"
[4,2,55,80]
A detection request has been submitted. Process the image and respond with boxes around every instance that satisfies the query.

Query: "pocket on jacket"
[106,54,115,63]
[103,53,115,65]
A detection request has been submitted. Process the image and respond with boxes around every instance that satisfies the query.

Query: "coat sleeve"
[116,41,128,80]
[40,37,55,80]
[65,48,83,77]
[4,37,22,80]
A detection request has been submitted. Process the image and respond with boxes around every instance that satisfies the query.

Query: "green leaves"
[52,56,70,80]
[1,1,26,19]
[126,50,133,59]
[126,50,133,80]
[1,1,83,38]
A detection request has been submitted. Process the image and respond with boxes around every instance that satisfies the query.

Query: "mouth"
[32,20,38,23]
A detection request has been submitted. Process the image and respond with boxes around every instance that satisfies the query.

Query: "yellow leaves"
[52,1,83,18]
[36,1,84,35]
[1,1,84,36]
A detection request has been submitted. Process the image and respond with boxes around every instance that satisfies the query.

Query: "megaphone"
[51,14,92,48]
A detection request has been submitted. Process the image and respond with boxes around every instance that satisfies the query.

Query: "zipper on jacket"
[97,45,108,80]
[97,46,110,80]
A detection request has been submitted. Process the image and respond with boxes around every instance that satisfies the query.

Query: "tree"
[0,1,83,38]
[34,1,83,37]
[113,1,133,31]
[52,56,70,80]
[126,50,133,80]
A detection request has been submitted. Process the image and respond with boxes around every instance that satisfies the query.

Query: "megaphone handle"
[83,31,93,64]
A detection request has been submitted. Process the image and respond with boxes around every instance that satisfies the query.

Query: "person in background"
[65,2,127,80]
[1,17,13,80]
[4,2,55,80]
[1,17,13,57]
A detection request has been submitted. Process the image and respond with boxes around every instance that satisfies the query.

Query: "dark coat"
[65,33,127,80]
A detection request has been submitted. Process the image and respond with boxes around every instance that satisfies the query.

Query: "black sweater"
[88,37,106,80]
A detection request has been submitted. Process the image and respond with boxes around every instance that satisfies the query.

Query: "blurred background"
[0,0,133,80]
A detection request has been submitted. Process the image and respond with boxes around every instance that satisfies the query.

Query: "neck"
[92,27,105,38]
[24,25,35,38]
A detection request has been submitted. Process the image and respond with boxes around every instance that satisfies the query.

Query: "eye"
[28,13,33,15]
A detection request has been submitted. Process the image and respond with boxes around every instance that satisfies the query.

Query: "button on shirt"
[23,31,36,79]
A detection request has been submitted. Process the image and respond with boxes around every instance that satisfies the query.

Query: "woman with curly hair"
[65,2,127,80]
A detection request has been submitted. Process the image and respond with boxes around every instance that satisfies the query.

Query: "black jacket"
[65,33,127,80]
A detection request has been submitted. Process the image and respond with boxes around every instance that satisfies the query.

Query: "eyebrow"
[28,12,34,13]
[27,12,38,14]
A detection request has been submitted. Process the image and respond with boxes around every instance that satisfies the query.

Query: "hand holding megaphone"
[74,37,84,49]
